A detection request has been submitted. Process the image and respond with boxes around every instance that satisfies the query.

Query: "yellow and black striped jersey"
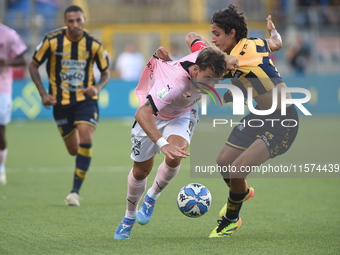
[224,38,283,98]
[32,27,109,105]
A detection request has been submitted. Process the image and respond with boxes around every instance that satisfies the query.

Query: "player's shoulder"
[83,30,102,45]
[0,24,13,33]
[242,37,270,53]
[0,24,20,37]
[246,37,268,46]
[45,27,65,40]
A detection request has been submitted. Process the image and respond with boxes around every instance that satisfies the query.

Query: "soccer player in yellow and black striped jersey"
[29,5,110,206]
[185,4,299,238]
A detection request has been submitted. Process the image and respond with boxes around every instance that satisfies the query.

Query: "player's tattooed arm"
[28,61,56,109]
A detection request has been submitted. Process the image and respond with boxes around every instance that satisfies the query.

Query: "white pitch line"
[7,166,130,173]
[6,165,192,174]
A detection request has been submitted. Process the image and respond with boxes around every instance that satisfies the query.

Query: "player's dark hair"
[64,5,84,18]
[211,4,248,43]
[196,47,226,76]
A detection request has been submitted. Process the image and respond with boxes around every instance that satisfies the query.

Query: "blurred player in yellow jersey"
[184,4,299,237]
[29,5,110,206]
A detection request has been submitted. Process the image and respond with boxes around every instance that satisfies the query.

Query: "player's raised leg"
[137,135,188,225]
[210,139,269,238]
[115,156,154,239]
[216,144,255,218]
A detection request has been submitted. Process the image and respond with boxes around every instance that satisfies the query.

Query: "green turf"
[1,117,339,254]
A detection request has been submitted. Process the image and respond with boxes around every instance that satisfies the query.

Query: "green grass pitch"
[1,116,340,254]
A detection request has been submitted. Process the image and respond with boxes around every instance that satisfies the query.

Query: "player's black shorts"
[226,105,299,158]
[53,99,99,139]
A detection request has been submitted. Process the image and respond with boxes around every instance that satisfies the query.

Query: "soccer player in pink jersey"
[0,21,27,185]
[114,42,240,239]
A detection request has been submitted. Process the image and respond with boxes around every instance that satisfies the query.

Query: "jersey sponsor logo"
[233,70,243,79]
[61,59,86,69]
[89,118,98,125]
[60,69,85,87]
[60,60,87,87]
[56,118,68,125]
[188,120,194,132]
[156,87,169,100]
[237,123,245,131]
[147,61,154,80]
[261,134,270,146]
[54,52,70,56]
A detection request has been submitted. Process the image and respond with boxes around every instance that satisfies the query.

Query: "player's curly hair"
[196,47,226,76]
[211,4,248,43]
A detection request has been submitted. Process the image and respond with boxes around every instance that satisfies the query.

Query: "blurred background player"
[0,18,27,185]
[169,42,184,61]
[114,44,231,239]
[28,5,110,206]
[286,34,312,75]
[115,43,145,81]
[185,5,299,238]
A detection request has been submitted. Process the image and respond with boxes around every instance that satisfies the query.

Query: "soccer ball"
[177,183,212,218]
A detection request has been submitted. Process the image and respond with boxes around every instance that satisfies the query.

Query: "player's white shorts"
[130,105,199,162]
[0,94,12,126]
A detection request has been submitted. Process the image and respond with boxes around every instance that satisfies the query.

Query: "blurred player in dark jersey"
[29,5,110,206]
[184,5,299,237]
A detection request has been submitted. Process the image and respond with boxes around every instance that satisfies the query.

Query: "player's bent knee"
[68,149,78,156]
[133,165,152,180]
[216,155,232,168]
[165,157,181,168]
[66,146,78,156]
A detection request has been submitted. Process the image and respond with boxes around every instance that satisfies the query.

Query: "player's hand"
[266,15,276,35]
[155,47,172,61]
[41,93,56,109]
[226,55,239,70]
[82,86,99,97]
[161,144,190,160]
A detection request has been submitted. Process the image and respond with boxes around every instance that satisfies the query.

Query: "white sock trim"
[147,187,161,200]
[125,210,137,219]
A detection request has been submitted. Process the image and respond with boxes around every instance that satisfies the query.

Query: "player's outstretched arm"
[28,61,56,109]
[135,99,190,160]
[82,69,110,97]
[266,15,282,52]
[185,32,211,49]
